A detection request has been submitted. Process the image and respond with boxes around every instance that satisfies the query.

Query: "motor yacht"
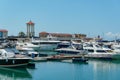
[16,42,40,51]
[111,44,120,53]
[17,47,39,58]
[55,42,85,54]
[0,48,32,67]
[57,41,70,49]
[31,36,61,51]
[83,42,120,59]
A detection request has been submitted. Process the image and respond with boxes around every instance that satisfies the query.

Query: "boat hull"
[39,44,58,51]
[86,54,113,59]
[72,58,88,63]
[112,53,120,60]
[86,53,120,60]
[0,58,30,67]
[55,48,82,54]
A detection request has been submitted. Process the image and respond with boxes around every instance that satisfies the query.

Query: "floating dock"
[31,57,47,62]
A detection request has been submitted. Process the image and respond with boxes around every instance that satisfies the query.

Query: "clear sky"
[0,0,120,40]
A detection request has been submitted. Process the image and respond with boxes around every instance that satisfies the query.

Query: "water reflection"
[0,67,32,80]
[19,60,120,80]
[89,60,120,70]
[89,60,120,80]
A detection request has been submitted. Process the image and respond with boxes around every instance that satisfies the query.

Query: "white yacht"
[17,47,39,58]
[83,42,120,59]
[0,48,32,67]
[111,43,120,53]
[57,41,70,49]
[16,42,40,51]
[55,42,85,54]
[31,36,61,51]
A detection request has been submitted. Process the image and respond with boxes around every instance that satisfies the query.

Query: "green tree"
[18,31,25,38]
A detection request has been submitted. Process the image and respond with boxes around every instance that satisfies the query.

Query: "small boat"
[62,57,88,63]
[72,57,88,63]
[17,47,39,58]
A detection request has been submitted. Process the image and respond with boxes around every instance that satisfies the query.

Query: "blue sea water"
[1,60,120,80]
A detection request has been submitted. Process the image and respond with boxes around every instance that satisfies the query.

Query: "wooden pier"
[31,53,116,62]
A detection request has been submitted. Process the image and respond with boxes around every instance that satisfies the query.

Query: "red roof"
[0,29,8,32]
[39,32,48,34]
[50,33,72,37]
[26,20,34,25]
[39,32,72,37]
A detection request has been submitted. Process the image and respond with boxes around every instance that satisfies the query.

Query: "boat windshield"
[87,44,93,47]
[5,48,14,53]
[20,50,35,53]
[27,50,35,52]
[5,48,20,54]
[11,48,20,54]
[95,45,101,48]
[115,47,120,49]
[87,49,94,52]
[96,50,106,53]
